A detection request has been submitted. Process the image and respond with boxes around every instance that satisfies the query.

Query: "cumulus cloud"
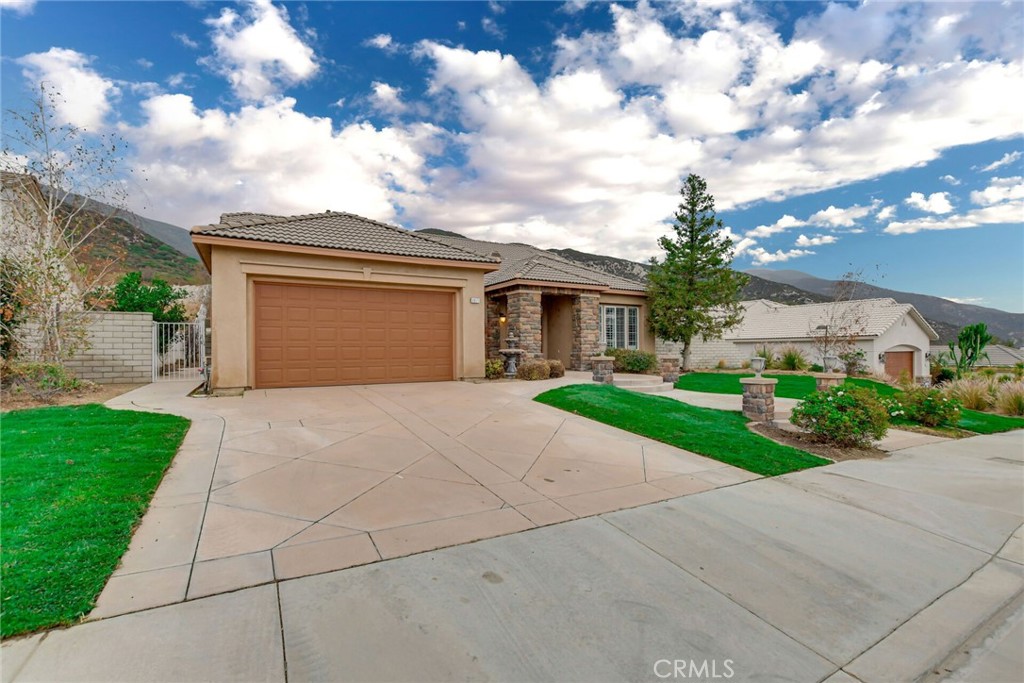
[939,174,961,186]
[481,17,505,40]
[904,191,953,214]
[0,0,36,16]
[173,32,200,49]
[203,0,318,101]
[807,201,880,228]
[876,205,897,221]
[16,48,119,130]
[369,81,407,114]
[980,150,1022,172]
[748,247,814,265]
[718,227,756,256]
[970,176,1024,206]
[795,234,838,247]
[364,33,398,54]
[884,201,1023,235]
[745,214,804,238]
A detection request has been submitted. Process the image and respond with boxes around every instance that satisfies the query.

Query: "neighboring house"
[191,211,500,391]
[929,343,1024,368]
[687,298,939,379]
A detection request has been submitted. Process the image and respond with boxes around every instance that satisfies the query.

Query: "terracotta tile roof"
[425,234,647,292]
[728,298,939,341]
[191,211,499,264]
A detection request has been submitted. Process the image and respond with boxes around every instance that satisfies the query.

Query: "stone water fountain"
[498,326,526,379]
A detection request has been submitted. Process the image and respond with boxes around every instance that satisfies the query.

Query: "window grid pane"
[627,307,638,349]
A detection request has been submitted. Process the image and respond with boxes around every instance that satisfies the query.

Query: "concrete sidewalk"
[4,430,1021,682]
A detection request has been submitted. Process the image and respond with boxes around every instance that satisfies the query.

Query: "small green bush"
[754,345,776,370]
[605,348,658,374]
[809,363,824,373]
[933,367,955,385]
[995,381,1024,416]
[516,359,551,381]
[547,359,565,378]
[839,349,867,375]
[1,361,84,402]
[777,345,809,371]
[790,385,889,447]
[898,386,962,427]
[485,358,505,380]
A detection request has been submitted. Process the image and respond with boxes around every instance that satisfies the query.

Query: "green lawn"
[1,404,190,638]
[675,372,897,399]
[535,384,828,477]
[675,373,1021,433]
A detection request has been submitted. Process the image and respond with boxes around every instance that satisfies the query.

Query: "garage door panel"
[255,282,453,388]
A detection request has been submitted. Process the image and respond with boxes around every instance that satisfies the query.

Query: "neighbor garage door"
[884,351,914,379]
[254,282,454,389]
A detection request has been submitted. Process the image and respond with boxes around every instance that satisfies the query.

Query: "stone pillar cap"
[658,355,680,361]
[739,377,778,385]
[590,355,614,361]
[810,372,847,379]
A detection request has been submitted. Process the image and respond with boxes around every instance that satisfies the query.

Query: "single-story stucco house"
[191,211,661,391]
[685,298,939,380]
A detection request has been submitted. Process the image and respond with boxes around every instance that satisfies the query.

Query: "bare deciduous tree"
[807,269,871,372]
[1,83,134,362]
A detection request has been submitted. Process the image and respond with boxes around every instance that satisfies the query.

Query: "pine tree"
[647,174,749,371]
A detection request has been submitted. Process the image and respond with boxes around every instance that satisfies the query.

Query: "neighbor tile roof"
[929,344,1024,366]
[728,298,939,341]
[426,234,647,291]
[191,211,499,264]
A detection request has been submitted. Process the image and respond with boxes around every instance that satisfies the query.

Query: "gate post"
[152,322,158,382]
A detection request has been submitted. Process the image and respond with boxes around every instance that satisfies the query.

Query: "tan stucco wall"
[598,293,655,353]
[207,244,488,389]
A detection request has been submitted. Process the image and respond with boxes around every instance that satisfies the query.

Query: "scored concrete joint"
[740,377,777,423]
[812,372,847,393]
[658,356,681,384]
[590,356,614,384]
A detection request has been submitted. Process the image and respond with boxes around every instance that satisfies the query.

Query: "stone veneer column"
[739,377,777,423]
[505,288,543,359]
[812,372,846,393]
[659,356,680,383]
[485,295,504,360]
[591,356,614,384]
[572,293,602,371]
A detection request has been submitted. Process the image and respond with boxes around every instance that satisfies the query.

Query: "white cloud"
[795,234,837,247]
[747,247,814,265]
[136,58,154,70]
[718,227,756,256]
[481,17,505,40]
[0,0,36,16]
[808,201,880,228]
[203,0,318,101]
[16,48,119,130]
[884,201,1023,234]
[173,32,200,49]
[369,81,407,114]
[122,93,441,231]
[943,296,987,305]
[980,150,1022,172]
[970,176,1024,206]
[364,33,397,54]
[904,191,953,214]
[939,174,961,186]
[745,214,804,238]
[488,1,506,15]
[876,204,897,221]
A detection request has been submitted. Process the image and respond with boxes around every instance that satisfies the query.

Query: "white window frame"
[601,305,640,350]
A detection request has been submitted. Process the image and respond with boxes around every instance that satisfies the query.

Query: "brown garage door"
[254,282,454,389]
[884,351,914,379]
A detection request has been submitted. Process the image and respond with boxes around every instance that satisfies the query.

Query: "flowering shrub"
[899,386,962,427]
[790,385,889,447]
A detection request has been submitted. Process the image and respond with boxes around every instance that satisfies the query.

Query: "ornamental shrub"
[899,386,962,427]
[605,348,658,374]
[754,345,776,370]
[777,345,809,371]
[1,361,84,402]
[485,358,505,380]
[516,359,551,381]
[547,359,565,378]
[995,381,1024,416]
[790,385,889,448]
[945,377,994,411]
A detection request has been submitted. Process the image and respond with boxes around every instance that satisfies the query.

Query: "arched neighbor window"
[601,305,639,349]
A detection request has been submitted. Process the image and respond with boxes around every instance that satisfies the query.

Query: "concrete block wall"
[656,336,748,369]
[63,311,154,384]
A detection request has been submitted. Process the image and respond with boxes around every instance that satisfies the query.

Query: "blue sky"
[2,1,1022,312]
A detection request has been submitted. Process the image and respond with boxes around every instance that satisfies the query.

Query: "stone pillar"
[485,295,504,360]
[572,293,601,371]
[659,356,680,383]
[505,288,542,359]
[812,372,846,393]
[740,377,777,423]
[591,356,614,384]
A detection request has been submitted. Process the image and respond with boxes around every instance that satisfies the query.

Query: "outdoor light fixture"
[878,353,886,363]
[499,315,507,324]
[750,357,766,377]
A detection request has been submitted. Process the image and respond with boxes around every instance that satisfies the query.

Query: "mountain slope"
[70,195,200,260]
[748,269,1023,345]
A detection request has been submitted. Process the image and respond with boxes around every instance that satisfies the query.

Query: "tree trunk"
[681,336,693,372]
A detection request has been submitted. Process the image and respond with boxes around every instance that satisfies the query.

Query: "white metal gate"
[152,320,206,382]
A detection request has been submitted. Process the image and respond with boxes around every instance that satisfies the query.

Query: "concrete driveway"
[85,373,755,619]
[3,427,1020,682]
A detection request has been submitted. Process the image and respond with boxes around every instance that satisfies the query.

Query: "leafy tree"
[647,174,749,371]
[942,322,992,378]
[109,272,186,323]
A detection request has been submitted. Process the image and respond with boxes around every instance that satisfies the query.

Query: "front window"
[601,305,639,350]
